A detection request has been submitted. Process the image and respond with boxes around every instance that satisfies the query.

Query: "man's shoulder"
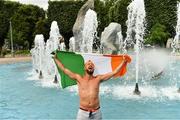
[94,75,102,78]
[75,74,83,80]
[93,75,102,81]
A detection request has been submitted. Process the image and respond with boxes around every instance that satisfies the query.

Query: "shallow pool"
[0,61,180,119]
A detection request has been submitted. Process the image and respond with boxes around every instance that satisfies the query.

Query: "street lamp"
[10,20,14,57]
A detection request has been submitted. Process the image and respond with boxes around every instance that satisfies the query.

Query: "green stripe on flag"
[55,51,85,88]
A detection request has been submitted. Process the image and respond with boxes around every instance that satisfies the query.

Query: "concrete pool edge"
[0,56,32,64]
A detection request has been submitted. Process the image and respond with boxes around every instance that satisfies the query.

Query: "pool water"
[0,61,180,119]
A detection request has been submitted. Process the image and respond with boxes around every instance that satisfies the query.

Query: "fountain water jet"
[38,35,45,79]
[172,2,180,55]
[46,21,62,83]
[81,9,98,53]
[30,34,45,79]
[126,0,146,95]
[171,2,180,92]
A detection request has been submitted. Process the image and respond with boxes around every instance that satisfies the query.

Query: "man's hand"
[123,54,131,63]
[98,54,131,82]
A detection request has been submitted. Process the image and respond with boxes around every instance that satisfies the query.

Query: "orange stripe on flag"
[111,56,127,77]
[104,54,131,77]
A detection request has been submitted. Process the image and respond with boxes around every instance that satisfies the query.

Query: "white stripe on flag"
[82,54,112,75]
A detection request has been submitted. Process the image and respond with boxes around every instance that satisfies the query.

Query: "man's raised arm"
[53,57,80,81]
[98,59,127,82]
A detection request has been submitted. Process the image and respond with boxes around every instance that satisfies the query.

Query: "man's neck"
[84,73,94,80]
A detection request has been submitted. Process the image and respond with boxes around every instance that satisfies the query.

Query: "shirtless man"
[54,56,128,120]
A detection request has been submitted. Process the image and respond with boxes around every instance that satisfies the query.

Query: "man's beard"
[86,70,94,75]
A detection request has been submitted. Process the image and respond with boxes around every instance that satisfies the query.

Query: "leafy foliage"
[10,5,45,49]
[145,0,177,37]
[95,0,114,36]
[0,1,20,50]
[34,19,50,41]
[145,23,170,46]
[108,0,131,37]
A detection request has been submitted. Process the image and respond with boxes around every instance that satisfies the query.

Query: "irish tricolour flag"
[55,51,131,88]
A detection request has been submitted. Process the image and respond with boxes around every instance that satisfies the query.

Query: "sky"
[9,0,105,10]
[9,0,52,10]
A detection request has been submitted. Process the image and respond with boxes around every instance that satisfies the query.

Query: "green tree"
[145,0,177,37]
[34,18,50,41]
[0,1,20,52]
[95,0,118,35]
[145,23,170,46]
[108,0,131,37]
[10,4,45,49]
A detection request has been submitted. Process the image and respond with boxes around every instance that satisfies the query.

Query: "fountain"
[31,21,63,84]
[30,34,45,79]
[46,21,62,83]
[125,0,146,95]
[29,0,179,96]
[30,1,97,85]
[172,2,180,55]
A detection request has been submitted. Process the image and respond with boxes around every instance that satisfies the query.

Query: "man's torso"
[77,76,100,110]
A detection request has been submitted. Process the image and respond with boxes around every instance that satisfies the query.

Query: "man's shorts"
[76,108,102,120]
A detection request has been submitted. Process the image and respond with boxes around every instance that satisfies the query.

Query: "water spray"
[172,2,180,54]
[125,0,145,95]
[81,9,98,53]
[172,2,180,92]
